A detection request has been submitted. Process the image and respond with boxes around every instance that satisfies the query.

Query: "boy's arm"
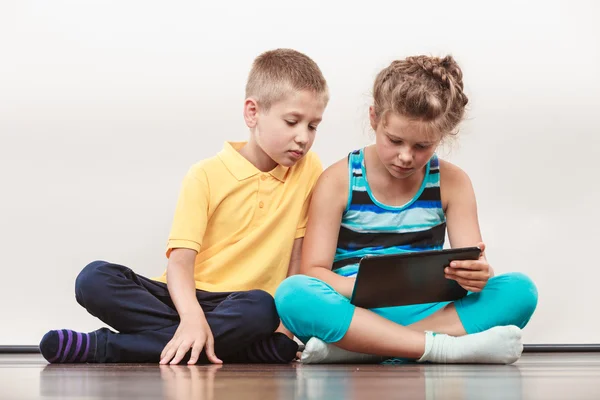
[276,238,303,339]
[160,166,221,365]
[160,248,221,365]
[286,238,303,277]
[276,154,321,338]
[166,249,201,318]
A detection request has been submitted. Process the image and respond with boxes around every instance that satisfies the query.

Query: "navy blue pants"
[75,261,280,363]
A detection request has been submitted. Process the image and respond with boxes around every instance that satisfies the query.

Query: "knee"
[274,275,317,325]
[75,260,116,307]
[495,272,539,324]
[235,289,279,336]
[275,275,353,342]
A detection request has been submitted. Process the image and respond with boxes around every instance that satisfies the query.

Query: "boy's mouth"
[289,150,304,159]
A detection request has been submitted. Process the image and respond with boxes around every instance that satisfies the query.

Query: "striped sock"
[39,329,97,363]
[228,333,298,364]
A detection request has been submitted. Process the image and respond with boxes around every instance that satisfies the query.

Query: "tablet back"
[350,247,481,309]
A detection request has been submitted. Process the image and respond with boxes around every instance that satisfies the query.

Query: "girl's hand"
[444,242,492,292]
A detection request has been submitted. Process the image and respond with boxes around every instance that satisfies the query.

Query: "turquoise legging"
[274,272,538,344]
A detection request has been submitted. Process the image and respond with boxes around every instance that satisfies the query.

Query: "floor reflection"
[38,361,524,400]
[160,364,222,400]
[293,363,523,400]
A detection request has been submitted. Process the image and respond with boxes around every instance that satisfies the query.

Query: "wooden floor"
[1,353,599,399]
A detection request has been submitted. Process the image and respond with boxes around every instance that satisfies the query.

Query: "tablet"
[349,247,481,309]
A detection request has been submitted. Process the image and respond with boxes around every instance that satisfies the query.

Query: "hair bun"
[410,55,468,107]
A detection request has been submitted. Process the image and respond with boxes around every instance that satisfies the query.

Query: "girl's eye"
[415,144,432,150]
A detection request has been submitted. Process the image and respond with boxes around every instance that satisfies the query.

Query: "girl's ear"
[369,106,378,131]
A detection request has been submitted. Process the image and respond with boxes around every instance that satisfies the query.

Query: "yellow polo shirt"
[154,141,322,295]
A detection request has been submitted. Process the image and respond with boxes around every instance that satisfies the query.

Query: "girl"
[275,55,538,364]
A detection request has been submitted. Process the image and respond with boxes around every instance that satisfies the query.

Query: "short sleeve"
[295,153,324,238]
[166,166,210,257]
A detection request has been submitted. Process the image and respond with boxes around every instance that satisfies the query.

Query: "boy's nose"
[295,130,309,144]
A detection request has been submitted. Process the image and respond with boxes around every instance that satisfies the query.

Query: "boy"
[40,48,328,364]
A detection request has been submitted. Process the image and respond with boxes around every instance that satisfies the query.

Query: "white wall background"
[1,0,598,346]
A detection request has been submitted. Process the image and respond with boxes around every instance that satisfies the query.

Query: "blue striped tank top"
[332,148,446,277]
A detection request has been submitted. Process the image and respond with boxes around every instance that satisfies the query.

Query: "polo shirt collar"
[218,142,289,182]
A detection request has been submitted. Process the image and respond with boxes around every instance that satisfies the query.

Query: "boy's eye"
[389,137,402,144]
[285,120,297,126]
[309,125,318,131]
[415,144,432,150]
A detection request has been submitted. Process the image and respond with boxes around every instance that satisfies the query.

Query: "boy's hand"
[160,315,223,365]
[444,242,492,292]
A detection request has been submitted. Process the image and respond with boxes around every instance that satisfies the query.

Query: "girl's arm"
[300,159,356,298]
[440,160,494,291]
[441,160,484,248]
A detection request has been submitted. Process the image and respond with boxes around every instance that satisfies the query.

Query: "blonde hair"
[372,55,469,138]
[245,48,329,111]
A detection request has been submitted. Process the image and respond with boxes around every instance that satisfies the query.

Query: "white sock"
[300,337,386,364]
[418,325,523,365]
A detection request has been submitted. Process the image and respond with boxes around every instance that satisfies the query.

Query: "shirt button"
[259,201,264,208]
[261,175,267,181]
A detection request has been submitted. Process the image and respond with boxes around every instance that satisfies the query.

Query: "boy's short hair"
[245,48,329,111]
